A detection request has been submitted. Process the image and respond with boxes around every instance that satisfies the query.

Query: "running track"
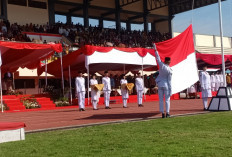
[0,99,207,132]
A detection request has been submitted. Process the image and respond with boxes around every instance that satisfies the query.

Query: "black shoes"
[138,104,144,107]
[161,113,171,118]
[123,106,128,108]
[79,108,85,111]
[162,113,165,118]
[203,108,208,111]
[105,107,111,109]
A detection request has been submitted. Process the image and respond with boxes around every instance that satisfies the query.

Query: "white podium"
[208,87,232,111]
[0,122,26,143]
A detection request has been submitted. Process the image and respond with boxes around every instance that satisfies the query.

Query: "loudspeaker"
[208,87,232,111]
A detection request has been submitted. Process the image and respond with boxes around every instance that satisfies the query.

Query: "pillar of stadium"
[46,0,164,34]
[83,0,89,28]
[48,0,55,25]
[168,0,174,37]
[143,0,148,33]
[0,0,7,20]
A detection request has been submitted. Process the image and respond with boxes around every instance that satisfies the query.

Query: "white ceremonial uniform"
[219,74,224,87]
[120,79,129,107]
[215,74,220,91]
[210,74,216,91]
[90,79,99,109]
[199,71,212,109]
[102,77,111,107]
[75,77,85,109]
[135,77,144,105]
[155,50,172,114]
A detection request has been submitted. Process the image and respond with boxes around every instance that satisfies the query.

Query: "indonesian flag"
[154,25,199,94]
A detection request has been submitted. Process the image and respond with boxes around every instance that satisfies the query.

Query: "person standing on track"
[75,71,86,111]
[199,66,212,110]
[153,43,172,118]
[102,71,111,109]
[135,73,144,107]
[120,74,129,108]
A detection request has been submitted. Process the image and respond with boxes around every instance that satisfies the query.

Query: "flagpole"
[13,72,15,90]
[60,53,64,96]
[68,65,72,105]
[45,59,48,87]
[87,64,90,106]
[0,68,3,112]
[142,58,146,101]
[218,0,226,87]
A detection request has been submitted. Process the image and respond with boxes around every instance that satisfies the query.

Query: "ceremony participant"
[102,71,111,109]
[199,66,212,110]
[226,73,231,87]
[90,74,99,110]
[210,73,216,91]
[153,43,172,118]
[215,72,220,91]
[219,72,224,87]
[135,73,144,107]
[75,71,86,111]
[120,74,129,108]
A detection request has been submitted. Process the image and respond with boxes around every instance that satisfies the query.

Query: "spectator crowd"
[0,20,171,48]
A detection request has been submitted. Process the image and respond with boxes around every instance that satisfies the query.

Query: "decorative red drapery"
[81,45,154,57]
[196,53,232,65]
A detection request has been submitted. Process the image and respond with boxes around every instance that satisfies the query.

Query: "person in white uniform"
[199,66,212,110]
[215,72,221,91]
[120,74,129,108]
[153,43,172,118]
[102,71,111,109]
[90,74,99,110]
[210,73,216,92]
[75,71,86,111]
[219,72,224,87]
[135,73,144,107]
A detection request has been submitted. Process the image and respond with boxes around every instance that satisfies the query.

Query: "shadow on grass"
[76,112,160,120]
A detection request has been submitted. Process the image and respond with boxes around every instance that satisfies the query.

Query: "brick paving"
[0,99,207,132]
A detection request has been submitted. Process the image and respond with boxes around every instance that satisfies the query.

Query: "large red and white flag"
[155,25,199,94]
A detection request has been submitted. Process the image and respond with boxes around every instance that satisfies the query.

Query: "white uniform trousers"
[202,98,208,109]
[78,92,85,109]
[104,91,111,107]
[137,90,143,105]
[158,86,170,113]
[123,99,127,107]
[215,83,220,91]
[92,100,98,109]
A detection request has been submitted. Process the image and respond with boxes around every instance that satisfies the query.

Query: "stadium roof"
[53,0,220,24]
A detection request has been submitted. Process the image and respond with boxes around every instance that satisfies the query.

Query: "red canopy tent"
[0,41,62,74]
[0,41,62,112]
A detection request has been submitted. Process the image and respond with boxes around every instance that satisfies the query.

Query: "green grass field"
[1,112,232,157]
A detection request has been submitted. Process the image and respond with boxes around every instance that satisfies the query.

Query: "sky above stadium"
[55,0,232,37]
[173,0,232,37]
